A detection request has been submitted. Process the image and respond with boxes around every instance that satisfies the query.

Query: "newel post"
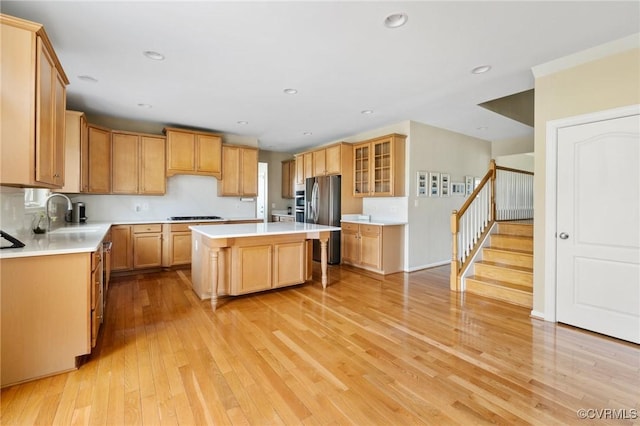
[490,159,497,222]
[450,210,460,291]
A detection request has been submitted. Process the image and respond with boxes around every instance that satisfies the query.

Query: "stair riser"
[497,223,533,237]
[466,279,533,308]
[474,264,532,287]
[483,249,533,269]
[490,235,533,252]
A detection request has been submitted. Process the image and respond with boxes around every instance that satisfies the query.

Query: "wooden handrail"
[495,165,534,175]
[455,166,494,219]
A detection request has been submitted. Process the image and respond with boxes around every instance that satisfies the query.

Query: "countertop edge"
[340,219,407,226]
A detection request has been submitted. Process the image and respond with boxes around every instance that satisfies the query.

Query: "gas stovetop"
[168,216,223,221]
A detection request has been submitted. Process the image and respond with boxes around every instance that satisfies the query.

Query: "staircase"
[465,222,533,307]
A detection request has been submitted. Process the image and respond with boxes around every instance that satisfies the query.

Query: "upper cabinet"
[164,127,222,178]
[295,155,305,185]
[112,131,166,195]
[298,143,344,181]
[56,110,88,193]
[353,133,406,197]
[219,145,258,197]
[281,159,295,199]
[86,125,112,194]
[1,15,69,188]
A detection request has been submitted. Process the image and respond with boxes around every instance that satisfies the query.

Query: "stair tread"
[492,234,532,240]
[484,247,533,256]
[476,260,532,273]
[467,276,532,293]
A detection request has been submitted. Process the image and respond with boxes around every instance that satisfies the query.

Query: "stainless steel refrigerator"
[306,175,341,264]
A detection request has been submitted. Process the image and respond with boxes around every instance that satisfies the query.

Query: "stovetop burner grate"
[168,216,223,221]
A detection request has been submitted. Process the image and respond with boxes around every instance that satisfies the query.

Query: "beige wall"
[491,135,534,158]
[258,150,295,218]
[533,46,640,315]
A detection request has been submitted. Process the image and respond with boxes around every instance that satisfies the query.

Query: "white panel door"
[556,114,639,343]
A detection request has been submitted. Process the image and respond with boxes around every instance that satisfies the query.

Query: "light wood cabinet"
[90,248,102,348]
[303,152,313,181]
[162,222,201,267]
[165,127,222,178]
[312,149,326,177]
[295,155,305,185]
[56,110,88,193]
[112,131,166,194]
[133,224,162,269]
[272,214,295,223]
[1,15,69,188]
[281,159,295,199]
[341,222,404,274]
[219,145,258,196]
[353,133,406,197]
[111,225,132,271]
[87,125,112,193]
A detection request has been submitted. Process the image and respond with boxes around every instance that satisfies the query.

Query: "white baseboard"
[406,260,449,272]
[530,310,546,320]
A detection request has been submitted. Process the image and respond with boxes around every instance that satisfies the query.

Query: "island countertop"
[190,222,341,239]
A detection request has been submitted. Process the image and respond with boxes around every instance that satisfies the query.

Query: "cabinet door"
[220,145,241,195]
[372,139,392,196]
[303,152,313,180]
[295,155,305,185]
[353,143,370,197]
[133,233,163,268]
[313,149,326,176]
[325,144,341,175]
[53,72,66,187]
[111,133,139,194]
[241,148,258,196]
[111,225,132,271]
[232,245,272,294]
[273,241,305,287]
[140,136,166,194]
[35,39,56,186]
[195,134,222,177]
[171,232,192,265]
[87,126,111,193]
[59,111,85,193]
[341,226,360,264]
[166,130,195,175]
[360,225,381,270]
[281,160,293,198]
[80,115,89,192]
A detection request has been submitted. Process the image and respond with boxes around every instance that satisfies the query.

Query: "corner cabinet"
[164,127,222,178]
[1,15,69,188]
[219,145,258,197]
[353,133,406,197]
[341,222,404,275]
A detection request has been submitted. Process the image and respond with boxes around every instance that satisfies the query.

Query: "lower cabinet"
[111,225,133,271]
[341,222,404,274]
[90,248,102,348]
[111,224,162,271]
[191,234,311,300]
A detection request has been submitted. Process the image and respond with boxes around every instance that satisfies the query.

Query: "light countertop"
[340,219,407,226]
[191,222,341,239]
[0,217,263,259]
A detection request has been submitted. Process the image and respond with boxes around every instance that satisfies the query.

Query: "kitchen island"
[190,222,341,310]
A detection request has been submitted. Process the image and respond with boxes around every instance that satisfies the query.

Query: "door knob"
[559,232,569,240]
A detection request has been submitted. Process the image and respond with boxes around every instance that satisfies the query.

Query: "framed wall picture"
[440,173,450,197]
[452,182,466,196]
[416,171,428,197]
[429,172,440,197]
[465,175,474,196]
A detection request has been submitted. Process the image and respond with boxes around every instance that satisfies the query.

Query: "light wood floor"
[2,264,639,425]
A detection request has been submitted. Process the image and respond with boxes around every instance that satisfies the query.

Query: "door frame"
[543,103,639,322]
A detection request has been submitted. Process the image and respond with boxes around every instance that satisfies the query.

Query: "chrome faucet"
[45,193,72,231]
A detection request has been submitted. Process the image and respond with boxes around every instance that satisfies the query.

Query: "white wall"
[405,121,491,271]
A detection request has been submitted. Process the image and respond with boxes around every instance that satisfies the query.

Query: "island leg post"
[320,236,328,289]
[209,249,219,311]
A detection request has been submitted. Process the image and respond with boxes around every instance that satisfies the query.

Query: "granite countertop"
[0,217,263,259]
[190,222,341,239]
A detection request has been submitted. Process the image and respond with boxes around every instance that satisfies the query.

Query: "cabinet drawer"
[342,222,359,232]
[171,223,195,232]
[360,224,381,235]
[133,224,162,233]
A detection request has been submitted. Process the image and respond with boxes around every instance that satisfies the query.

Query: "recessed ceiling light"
[303,132,313,136]
[384,13,408,28]
[143,51,165,61]
[137,103,152,109]
[237,120,248,125]
[471,65,492,74]
[361,109,374,115]
[283,88,298,95]
[77,75,98,83]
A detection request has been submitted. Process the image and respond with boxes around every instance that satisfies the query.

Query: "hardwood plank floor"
[2,264,639,425]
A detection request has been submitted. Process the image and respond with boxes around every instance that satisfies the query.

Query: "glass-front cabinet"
[352,134,406,197]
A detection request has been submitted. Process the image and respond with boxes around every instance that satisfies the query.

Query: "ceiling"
[3,1,639,153]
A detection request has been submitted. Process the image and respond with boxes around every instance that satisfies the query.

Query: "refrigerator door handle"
[311,181,319,223]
